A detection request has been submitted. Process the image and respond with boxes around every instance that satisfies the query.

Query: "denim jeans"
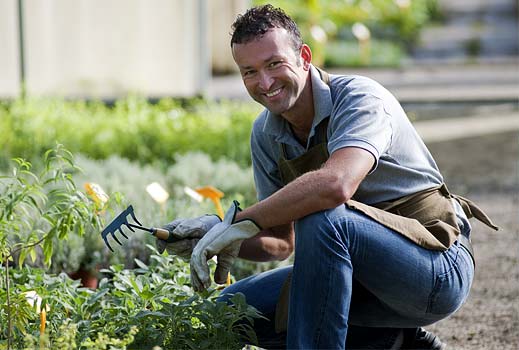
[219,205,474,349]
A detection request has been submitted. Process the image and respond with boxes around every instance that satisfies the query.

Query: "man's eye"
[243,70,256,77]
[269,61,282,68]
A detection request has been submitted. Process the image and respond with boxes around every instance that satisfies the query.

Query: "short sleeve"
[328,80,393,173]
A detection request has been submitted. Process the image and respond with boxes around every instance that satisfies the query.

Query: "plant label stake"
[101,205,177,252]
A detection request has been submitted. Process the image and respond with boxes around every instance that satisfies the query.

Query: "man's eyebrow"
[239,55,283,70]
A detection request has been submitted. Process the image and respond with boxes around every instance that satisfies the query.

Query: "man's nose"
[257,71,274,91]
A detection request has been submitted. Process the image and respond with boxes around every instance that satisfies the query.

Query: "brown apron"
[273,68,499,333]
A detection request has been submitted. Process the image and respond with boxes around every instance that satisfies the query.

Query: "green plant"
[0,96,260,170]
[166,151,256,208]
[325,39,404,67]
[254,0,439,66]
[1,247,265,349]
[0,145,102,349]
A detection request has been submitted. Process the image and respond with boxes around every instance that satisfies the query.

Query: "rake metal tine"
[103,234,114,252]
[128,205,143,226]
[112,229,124,246]
[119,226,130,239]
[118,213,132,237]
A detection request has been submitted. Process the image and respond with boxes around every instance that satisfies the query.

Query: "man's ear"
[300,44,312,70]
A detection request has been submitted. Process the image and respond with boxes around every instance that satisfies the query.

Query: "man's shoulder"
[329,73,393,104]
[331,73,385,93]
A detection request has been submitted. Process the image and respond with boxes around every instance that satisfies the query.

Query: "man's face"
[232,28,311,116]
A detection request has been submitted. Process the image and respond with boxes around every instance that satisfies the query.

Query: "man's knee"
[294,206,353,249]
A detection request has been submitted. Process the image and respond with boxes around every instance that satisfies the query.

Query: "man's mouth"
[265,88,282,98]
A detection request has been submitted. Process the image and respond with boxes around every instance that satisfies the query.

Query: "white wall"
[3,0,207,98]
[210,0,248,74]
[0,0,250,99]
[0,0,21,98]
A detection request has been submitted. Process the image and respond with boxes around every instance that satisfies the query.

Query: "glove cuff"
[228,219,261,240]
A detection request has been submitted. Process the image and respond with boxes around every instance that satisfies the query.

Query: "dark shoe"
[401,327,446,350]
[345,326,404,349]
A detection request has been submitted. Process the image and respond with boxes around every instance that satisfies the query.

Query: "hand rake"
[101,205,177,252]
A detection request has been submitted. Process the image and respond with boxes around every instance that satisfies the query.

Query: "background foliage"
[254,0,442,67]
[0,97,260,170]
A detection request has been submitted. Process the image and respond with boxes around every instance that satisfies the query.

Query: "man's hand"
[190,201,261,291]
[156,215,221,260]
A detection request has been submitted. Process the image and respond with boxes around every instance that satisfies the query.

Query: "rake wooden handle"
[152,227,179,242]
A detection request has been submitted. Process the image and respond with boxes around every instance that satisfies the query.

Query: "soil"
[425,130,519,349]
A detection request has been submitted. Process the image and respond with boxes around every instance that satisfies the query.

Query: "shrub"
[254,0,441,66]
[0,145,102,348]
[1,248,264,349]
[0,97,261,170]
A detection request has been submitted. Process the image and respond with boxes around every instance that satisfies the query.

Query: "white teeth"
[266,88,282,97]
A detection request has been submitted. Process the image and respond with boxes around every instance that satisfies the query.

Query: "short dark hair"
[230,4,303,52]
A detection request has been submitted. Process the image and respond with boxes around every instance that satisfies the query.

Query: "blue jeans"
[220,205,474,349]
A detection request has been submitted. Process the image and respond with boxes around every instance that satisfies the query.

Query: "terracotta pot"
[68,268,98,288]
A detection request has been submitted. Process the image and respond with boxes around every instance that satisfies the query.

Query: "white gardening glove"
[190,201,261,291]
[156,215,221,260]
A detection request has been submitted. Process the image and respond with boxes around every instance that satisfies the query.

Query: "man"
[157,4,497,349]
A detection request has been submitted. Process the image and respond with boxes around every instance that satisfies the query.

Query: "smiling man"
[157,4,497,349]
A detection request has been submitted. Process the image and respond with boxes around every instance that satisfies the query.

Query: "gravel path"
[425,131,519,349]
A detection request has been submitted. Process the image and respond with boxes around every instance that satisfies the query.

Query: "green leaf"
[29,246,37,263]
[133,258,148,271]
[87,289,110,306]
[18,248,27,266]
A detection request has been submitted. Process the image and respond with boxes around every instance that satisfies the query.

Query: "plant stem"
[10,235,47,257]
[4,252,12,350]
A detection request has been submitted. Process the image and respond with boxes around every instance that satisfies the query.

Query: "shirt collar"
[262,65,333,146]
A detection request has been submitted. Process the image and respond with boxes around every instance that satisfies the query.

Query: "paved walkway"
[415,112,519,143]
[413,0,518,64]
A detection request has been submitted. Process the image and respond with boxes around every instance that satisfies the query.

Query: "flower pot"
[68,268,99,288]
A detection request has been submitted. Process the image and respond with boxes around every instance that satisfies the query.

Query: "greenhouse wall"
[0,0,20,98]
[0,0,248,99]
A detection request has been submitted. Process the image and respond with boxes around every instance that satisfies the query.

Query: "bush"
[325,39,405,68]
[66,152,256,271]
[0,148,264,348]
[253,0,441,66]
[0,96,261,170]
[1,248,264,349]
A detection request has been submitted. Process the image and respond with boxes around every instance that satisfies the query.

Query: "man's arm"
[238,223,294,261]
[237,146,375,229]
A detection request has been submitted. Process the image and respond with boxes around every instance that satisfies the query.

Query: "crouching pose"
[158,5,497,349]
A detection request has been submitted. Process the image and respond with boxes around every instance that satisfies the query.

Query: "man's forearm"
[238,224,294,262]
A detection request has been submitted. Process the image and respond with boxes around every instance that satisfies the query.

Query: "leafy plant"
[0,96,260,170]
[165,151,256,208]
[0,144,102,348]
[1,247,265,349]
[64,151,257,272]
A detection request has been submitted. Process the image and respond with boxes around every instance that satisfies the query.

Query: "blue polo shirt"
[250,65,444,205]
